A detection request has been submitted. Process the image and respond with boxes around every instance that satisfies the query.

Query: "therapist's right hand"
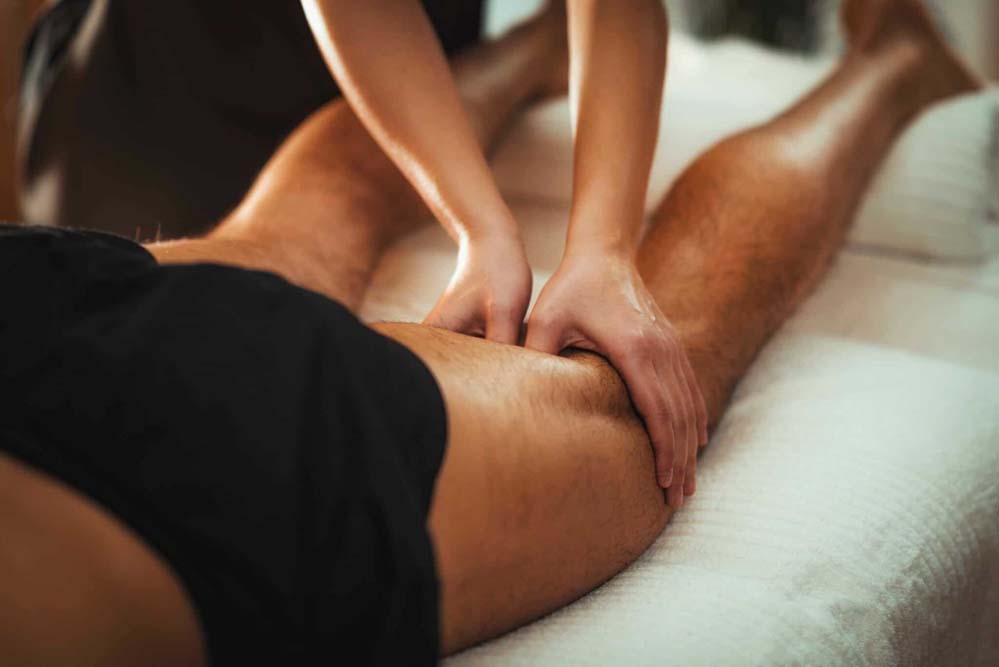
[424,231,532,345]
[525,251,707,508]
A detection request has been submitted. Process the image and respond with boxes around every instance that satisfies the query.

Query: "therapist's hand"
[424,232,532,345]
[525,252,707,508]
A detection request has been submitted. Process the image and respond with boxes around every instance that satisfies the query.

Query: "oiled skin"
[304,2,707,502]
[0,0,980,662]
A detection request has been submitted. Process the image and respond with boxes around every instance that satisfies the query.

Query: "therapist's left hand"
[424,231,532,345]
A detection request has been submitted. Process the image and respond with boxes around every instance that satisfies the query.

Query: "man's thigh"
[374,323,672,654]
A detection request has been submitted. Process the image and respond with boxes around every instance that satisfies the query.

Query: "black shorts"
[0,225,448,665]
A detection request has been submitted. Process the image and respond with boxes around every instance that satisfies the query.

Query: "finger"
[422,310,449,330]
[668,469,686,509]
[615,350,678,490]
[524,317,564,356]
[679,356,708,494]
[661,361,687,508]
[657,359,689,506]
[647,381,678,491]
[676,356,700,496]
[671,355,698,495]
[681,354,709,445]
[485,306,523,346]
[671,355,697,464]
[684,443,697,496]
[423,301,483,337]
[422,306,449,330]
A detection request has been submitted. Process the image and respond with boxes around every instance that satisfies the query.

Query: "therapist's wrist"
[562,204,644,261]
[453,211,521,247]
[563,230,639,263]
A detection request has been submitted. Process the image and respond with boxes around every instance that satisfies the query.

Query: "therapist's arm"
[301,0,530,343]
[525,0,707,509]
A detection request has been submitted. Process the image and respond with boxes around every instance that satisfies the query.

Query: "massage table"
[358,27,999,667]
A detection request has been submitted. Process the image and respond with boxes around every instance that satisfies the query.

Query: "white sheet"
[359,199,999,665]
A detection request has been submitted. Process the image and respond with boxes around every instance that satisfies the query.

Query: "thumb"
[486,306,523,346]
[424,295,479,335]
[422,297,450,329]
[524,316,565,356]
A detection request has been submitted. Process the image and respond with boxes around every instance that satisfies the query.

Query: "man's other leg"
[636,0,979,426]
[150,5,567,312]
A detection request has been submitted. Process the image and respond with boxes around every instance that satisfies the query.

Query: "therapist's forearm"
[301,0,517,244]
[565,0,667,258]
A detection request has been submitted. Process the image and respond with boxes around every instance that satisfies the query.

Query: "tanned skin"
[525,1,707,509]
[0,0,980,663]
[303,0,706,506]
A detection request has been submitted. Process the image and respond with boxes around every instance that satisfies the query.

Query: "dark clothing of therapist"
[18,0,483,239]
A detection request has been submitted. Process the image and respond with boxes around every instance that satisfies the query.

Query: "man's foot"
[841,0,982,106]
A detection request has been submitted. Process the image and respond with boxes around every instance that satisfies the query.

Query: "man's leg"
[636,0,980,427]
[371,0,981,651]
[11,0,974,661]
[151,0,978,654]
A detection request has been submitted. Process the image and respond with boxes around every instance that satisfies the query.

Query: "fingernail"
[660,469,673,488]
